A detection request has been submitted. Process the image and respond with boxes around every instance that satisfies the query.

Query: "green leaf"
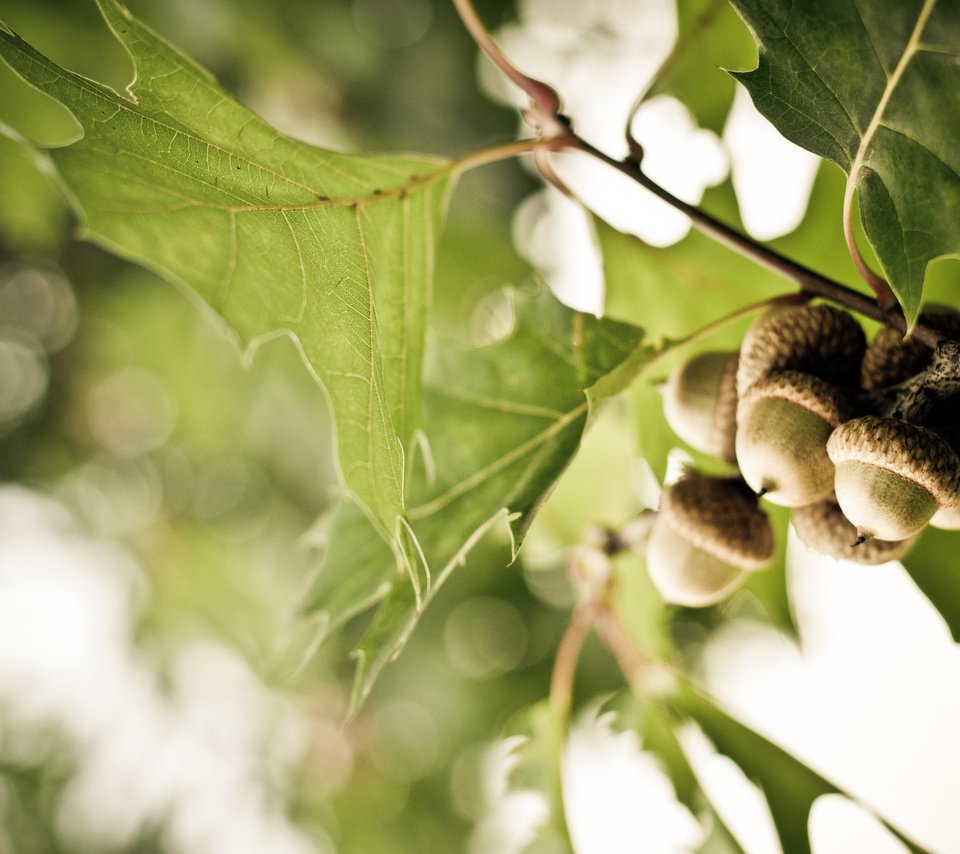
[671,683,930,854]
[902,526,960,643]
[0,0,453,541]
[0,128,66,251]
[729,0,960,323]
[312,288,650,710]
[299,501,396,644]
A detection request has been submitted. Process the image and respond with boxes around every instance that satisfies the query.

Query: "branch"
[451,0,568,139]
[561,135,941,349]
[451,0,943,350]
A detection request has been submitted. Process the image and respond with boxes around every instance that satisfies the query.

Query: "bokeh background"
[2,1,960,852]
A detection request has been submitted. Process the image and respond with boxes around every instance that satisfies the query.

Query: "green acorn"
[826,415,960,541]
[735,370,852,506]
[661,350,739,463]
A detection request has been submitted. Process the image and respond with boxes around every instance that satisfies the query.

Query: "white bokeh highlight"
[723,85,821,241]
[467,737,550,854]
[0,487,329,854]
[699,531,960,853]
[562,707,704,853]
[809,795,910,854]
[488,0,728,312]
[678,723,781,854]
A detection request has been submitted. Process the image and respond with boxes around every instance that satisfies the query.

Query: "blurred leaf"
[0,127,66,252]
[671,683,930,854]
[331,288,652,710]
[729,0,960,324]
[902,526,960,643]
[0,0,452,545]
[610,550,672,659]
[598,216,784,341]
[647,0,757,134]
[525,405,644,555]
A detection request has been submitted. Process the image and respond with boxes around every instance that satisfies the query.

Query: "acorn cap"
[660,473,774,569]
[737,304,866,396]
[860,306,960,391]
[860,327,932,391]
[711,352,739,464]
[826,415,960,507]
[739,370,851,428]
[792,499,918,565]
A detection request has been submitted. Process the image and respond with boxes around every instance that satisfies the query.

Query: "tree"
[0,0,958,851]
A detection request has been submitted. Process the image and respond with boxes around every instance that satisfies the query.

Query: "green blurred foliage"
[0,1,953,852]
[0,0,540,850]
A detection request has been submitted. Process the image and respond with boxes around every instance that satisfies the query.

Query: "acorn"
[661,350,738,463]
[735,370,853,506]
[861,305,960,390]
[737,303,865,396]
[646,472,774,607]
[826,415,960,541]
[792,498,918,565]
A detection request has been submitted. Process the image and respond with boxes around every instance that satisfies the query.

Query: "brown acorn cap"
[826,415,960,506]
[860,327,931,391]
[738,370,851,429]
[661,473,774,569]
[861,306,960,391]
[711,352,739,464]
[792,499,918,565]
[737,304,866,396]
[662,350,739,463]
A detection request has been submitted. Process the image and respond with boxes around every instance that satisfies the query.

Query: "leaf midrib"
[847,0,937,185]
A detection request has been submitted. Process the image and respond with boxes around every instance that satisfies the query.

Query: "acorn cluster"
[648,302,960,608]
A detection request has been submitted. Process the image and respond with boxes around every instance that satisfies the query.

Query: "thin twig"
[549,601,599,716]
[842,184,897,309]
[450,0,943,350]
[451,0,568,138]
[623,0,728,159]
[594,606,658,693]
[560,135,942,349]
